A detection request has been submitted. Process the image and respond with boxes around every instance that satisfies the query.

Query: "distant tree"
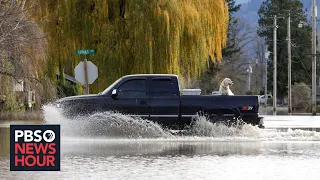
[251,35,267,94]
[0,0,57,111]
[257,0,312,98]
[0,0,46,81]
[199,0,254,94]
[223,0,242,57]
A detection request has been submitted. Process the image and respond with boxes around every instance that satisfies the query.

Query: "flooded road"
[1,106,320,179]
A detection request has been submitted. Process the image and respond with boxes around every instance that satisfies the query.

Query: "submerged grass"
[0,111,43,121]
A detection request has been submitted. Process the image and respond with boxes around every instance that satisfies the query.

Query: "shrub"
[245,90,255,95]
[317,104,320,113]
[57,79,82,98]
[267,97,273,106]
[291,82,311,113]
[0,76,22,113]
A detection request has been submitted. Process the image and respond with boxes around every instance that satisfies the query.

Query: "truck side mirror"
[111,89,118,99]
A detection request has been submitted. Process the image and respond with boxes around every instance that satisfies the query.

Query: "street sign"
[76,49,95,55]
[74,61,98,85]
[75,49,97,94]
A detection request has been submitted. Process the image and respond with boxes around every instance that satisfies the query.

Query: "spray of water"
[260,128,320,141]
[181,114,261,138]
[43,104,173,138]
[42,104,320,141]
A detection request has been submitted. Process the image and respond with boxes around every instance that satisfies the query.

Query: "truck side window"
[150,78,178,96]
[118,79,147,97]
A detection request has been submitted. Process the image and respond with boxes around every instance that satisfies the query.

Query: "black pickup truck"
[55,74,264,129]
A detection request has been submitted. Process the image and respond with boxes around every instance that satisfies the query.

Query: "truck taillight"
[242,106,253,110]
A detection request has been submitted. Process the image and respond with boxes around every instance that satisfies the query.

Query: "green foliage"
[258,0,313,98]
[0,76,21,113]
[226,0,241,17]
[33,0,229,93]
[0,2,54,113]
[57,79,82,98]
[223,0,242,57]
[199,0,242,94]
[198,59,221,94]
[245,90,256,95]
[3,92,20,112]
[259,90,265,95]
[37,77,58,104]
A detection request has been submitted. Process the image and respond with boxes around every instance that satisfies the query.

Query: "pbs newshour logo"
[10,125,60,171]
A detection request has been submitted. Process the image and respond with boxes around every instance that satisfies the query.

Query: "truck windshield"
[100,77,123,95]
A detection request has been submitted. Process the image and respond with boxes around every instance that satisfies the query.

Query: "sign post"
[84,58,89,94]
[75,49,98,94]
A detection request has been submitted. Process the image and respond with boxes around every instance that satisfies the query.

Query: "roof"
[56,72,80,84]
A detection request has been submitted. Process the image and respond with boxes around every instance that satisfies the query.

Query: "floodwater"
[0,105,320,180]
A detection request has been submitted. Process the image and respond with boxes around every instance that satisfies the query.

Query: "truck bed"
[180,95,260,124]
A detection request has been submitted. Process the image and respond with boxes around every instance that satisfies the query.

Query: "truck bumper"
[242,113,264,128]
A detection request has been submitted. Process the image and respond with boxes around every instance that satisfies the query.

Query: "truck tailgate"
[180,95,259,117]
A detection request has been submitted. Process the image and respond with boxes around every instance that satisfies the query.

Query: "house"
[11,78,35,109]
[13,78,24,92]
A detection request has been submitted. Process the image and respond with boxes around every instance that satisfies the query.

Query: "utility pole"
[265,47,269,108]
[312,0,317,115]
[247,63,252,91]
[273,15,277,115]
[287,12,292,115]
[255,57,258,93]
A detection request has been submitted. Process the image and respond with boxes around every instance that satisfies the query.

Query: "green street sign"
[76,49,95,55]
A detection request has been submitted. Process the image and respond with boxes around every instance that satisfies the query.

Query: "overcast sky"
[236,0,250,4]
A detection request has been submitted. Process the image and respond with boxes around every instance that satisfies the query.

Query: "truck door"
[148,77,180,126]
[110,78,149,118]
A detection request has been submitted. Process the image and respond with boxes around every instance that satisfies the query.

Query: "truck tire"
[210,109,243,128]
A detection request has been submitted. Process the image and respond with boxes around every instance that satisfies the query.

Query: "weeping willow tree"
[34,0,229,93]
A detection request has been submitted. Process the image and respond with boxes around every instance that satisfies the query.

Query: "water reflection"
[62,140,263,157]
[0,127,10,157]
[1,125,320,180]
[61,140,320,158]
[0,120,43,157]
[2,126,320,158]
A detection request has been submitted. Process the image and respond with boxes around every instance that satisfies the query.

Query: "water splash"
[43,104,172,138]
[181,114,261,138]
[42,104,320,141]
[260,128,320,141]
